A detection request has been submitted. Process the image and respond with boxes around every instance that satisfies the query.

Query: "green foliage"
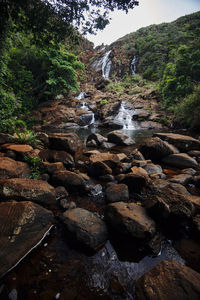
[10,129,43,148]
[100,99,108,106]
[179,85,200,129]
[24,155,43,179]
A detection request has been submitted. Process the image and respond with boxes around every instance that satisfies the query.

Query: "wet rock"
[120,167,150,193]
[140,121,163,129]
[39,149,74,168]
[49,133,83,156]
[86,139,98,147]
[0,178,56,206]
[107,130,135,146]
[100,119,124,130]
[88,161,112,178]
[55,186,69,201]
[139,137,179,161]
[42,162,65,174]
[105,184,129,203]
[169,183,190,195]
[174,239,200,272]
[52,170,86,192]
[154,133,200,152]
[106,202,156,240]
[135,260,200,300]
[182,168,196,175]
[101,141,116,150]
[60,208,108,250]
[130,149,145,161]
[169,174,192,185]
[163,153,198,169]
[89,152,120,169]
[1,143,33,155]
[86,133,107,146]
[0,157,30,179]
[0,201,54,277]
[144,163,163,175]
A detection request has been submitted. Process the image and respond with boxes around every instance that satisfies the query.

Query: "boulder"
[89,152,120,169]
[105,184,129,203]
[52,170,86,192]
[162,153,198,169]
[1,143,33,154]
[87,161,112,178]
[39,149,74,168]
[101,141,116,150]
[144,163,163,175]
[42,161,65,174]
[106,202,156,240]
[0,178,56,205]
[100,119,124,130]
[40,105,76,127]
[182,168,196,175]
[120,167,149,193]
[86,133,107,146]
[169,183,190,195]
[139,137,179,161]
[107,130,135,146]
[49,133,83,156]
[140,121,163,129]
[0,201,54,277]
[169,174,192,185]
[60,208,107,250]
[0,157,30,179]
[187,196,200,211]
[135,260,200,300]
[154,133,200,152]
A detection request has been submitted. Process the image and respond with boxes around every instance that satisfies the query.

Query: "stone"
[144,163,163,175]
[0,201,54,277]
[187,196,200,211]
[107,130,135,146]
[105,184,129,203]
[0,157,30,179]
[135,260,200,300]
[86,139,98,147]
[162,153,198,169]
[49,132,83,156]
[132,160,148,167]
[36,132,49,146]
[55,186,69,201]
[52,170,86,192]
[40,105,76,127]
[61,200,76,210]
[139,137,179,161]
[100,120,124,130]
[88,161,112,178]
[154,133,200,152]
[86,133,107,146]
[0,178,56,206]
[42,162,65,174]
[130,150,145,161]
[84,150,101,156]
[188,150,200,157]
[1,143,33,154]
[60,208,107,250]
[120,167,150,193]
[106,202,156,240]
[39,149,74,168]
[169,183,190,195]
[116,153,128,161]
[182,168,197,175]
[101,141,116,150]
[169,174,192,185]
[149,173,166,180]
[89,152,120,169]
[140,121,163,130]
[174,239,200,272]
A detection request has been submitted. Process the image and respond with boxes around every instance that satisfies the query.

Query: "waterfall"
[77,100,95,127]
[114,101,138,130]
[75,92,87,100]
[131,55,139,75]
[102,50,112,80]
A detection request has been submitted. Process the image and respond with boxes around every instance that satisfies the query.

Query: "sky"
[86,0,200,47]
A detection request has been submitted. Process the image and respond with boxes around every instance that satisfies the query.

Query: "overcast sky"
[86,0,200,47]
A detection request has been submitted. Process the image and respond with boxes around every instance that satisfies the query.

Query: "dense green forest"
[119,11,200,129]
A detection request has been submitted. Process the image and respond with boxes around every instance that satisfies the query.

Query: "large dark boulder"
[87,161,112,178]
[0,157,30,179]
[139,137,179,161]
[60,208,107,250]
[86,133,107,146]
[39,149,74,168]
[0,201,54,277]
[52,170,86,192]
[105,202,156,240]
[49,133,83,156]
[107,130,135,146]
[119,167,150,193]
[162,153,198,169]
[105,184,129,203]
[135,260,200,300]
[154,133,200,152]
[0,178,56,206]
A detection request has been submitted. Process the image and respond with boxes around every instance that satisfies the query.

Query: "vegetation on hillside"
[117,11,200,129]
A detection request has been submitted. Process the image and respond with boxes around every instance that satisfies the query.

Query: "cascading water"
[114,101,138,130]
[75,92,88,100]
[76,92,95,127]
[102,50,112,80]
[131,55,139,75]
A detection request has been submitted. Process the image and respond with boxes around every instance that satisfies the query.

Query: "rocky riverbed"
[0,129,200,299]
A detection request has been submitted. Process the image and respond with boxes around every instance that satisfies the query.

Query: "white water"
[114,101,137,130]
[131,55,138,75]
[102,50,112,80]
[75,92,87,100]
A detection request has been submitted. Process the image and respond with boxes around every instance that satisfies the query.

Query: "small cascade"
[114,101,138,130]
[131,55,139,75]
[102,50,112,80]
[80,102,88,110]
[77,97,95,127]
[75,92,88,100]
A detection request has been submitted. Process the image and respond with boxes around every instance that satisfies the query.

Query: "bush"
[179,85,200,129]
[10,129,43,148]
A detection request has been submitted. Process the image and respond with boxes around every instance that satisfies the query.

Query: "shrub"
[24,155,43,179]
[10,129,43,148]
